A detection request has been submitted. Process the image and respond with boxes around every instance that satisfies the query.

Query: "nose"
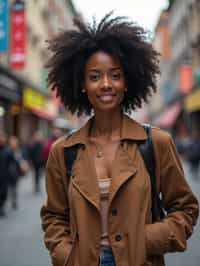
[101,75,111,89]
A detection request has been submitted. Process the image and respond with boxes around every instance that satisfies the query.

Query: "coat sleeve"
[40,142,73,266]
[145,130,199,256]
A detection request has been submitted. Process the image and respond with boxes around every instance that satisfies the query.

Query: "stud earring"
[124,88,127,92]
[81,89,86,93]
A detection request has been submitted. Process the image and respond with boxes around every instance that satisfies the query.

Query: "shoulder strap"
[63,130,80,177]
[139,124,165,222]
[64,145,79,177]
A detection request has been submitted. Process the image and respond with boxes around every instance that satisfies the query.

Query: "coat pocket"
[64,234,78,266]
[51,241,73,266]
[51,236,77,266]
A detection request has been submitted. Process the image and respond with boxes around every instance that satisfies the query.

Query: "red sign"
[179,65,193,94]
[9,2,26,69]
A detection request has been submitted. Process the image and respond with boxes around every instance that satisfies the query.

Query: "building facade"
[150,0,200,140]
[184,0,200,134]
[0,0,78,142]
[151,10,170,121]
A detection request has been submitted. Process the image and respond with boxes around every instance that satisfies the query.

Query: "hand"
[20,160,29,174]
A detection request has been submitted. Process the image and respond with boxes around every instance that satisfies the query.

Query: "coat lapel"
[71,147,100,211]
[109,143,137,206]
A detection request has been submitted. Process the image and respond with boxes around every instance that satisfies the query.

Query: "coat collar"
[64,114,147,148]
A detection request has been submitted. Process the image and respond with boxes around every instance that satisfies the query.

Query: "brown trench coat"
[41,115,199,266]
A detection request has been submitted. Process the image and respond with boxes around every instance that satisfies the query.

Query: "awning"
[0,65,22,102]
[23,88,58,120]
[154,102,181,128]
[184,88,200,112]
[30,107,56,121]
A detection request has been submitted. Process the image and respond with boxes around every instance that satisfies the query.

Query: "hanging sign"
[179,64,193,94]
[9,1,26,69]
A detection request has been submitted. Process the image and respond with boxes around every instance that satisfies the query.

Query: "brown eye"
[111,72,122,80]
[88,73,100,81]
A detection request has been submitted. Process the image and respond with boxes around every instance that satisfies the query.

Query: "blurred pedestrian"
[40,127,63,166]
[187,128,200,179]
[0,133,8,217]
[7,136,29,210]
[41,13,199,266]
[29,131,44,194]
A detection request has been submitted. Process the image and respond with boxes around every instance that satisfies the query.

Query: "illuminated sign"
[184,88,200,112]
[23,88,45,110]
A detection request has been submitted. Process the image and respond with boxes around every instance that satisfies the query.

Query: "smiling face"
[83,51,126,113]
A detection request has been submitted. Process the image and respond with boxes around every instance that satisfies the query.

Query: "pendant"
[97,150,103,158]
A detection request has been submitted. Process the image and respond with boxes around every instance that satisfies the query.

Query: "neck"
[91,110,123,140]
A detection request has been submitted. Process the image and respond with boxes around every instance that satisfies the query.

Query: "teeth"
[99,95,114,101]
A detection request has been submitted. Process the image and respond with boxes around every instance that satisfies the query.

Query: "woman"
[41,13,199,266]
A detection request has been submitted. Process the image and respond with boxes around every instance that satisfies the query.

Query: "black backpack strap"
[64,145,80,177]
[139,124,165,222]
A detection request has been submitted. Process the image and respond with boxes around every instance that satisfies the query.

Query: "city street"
[165,162,200,266]
[0,172,50,266]
[0,162,199,266]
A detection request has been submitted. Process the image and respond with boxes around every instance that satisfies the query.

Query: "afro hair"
[46,12,160,116]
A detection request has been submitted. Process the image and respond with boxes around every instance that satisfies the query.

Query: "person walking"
[7,136,28,209]
[40,127,63,166]
[29,131,44,194]
[0,133,9,217]
[187,128,200,179]
[41,13,199,266]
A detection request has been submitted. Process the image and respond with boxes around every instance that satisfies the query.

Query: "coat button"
[111,209,118,216]
[81,145,86,151]
[115,234,122,241]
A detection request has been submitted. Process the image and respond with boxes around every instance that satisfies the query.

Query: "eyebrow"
[87,67,122,72]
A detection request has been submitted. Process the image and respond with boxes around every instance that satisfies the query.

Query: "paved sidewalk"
[0,172,50,266]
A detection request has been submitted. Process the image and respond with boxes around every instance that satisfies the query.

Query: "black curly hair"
[46,12,160,116]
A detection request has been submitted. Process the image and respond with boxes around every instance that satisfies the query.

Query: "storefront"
[184,87,200,134]
[0,100,7,135]
[0,65,22,136]
[20,87,58,142]
[153,100,191,142]
[154,101,182,130]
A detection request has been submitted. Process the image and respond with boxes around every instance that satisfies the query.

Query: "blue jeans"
[99,247,116,266]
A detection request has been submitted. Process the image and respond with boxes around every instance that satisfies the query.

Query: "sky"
[73,0,168,33]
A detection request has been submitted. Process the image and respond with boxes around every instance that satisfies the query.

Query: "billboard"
[0,0,8,52]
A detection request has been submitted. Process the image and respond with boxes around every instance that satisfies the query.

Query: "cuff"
[145,222,171,256]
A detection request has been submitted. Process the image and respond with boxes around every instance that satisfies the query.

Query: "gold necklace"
[90,140,104,158]
[90,120,122,159]
[89,122,104,159]
[95,142,104,158]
